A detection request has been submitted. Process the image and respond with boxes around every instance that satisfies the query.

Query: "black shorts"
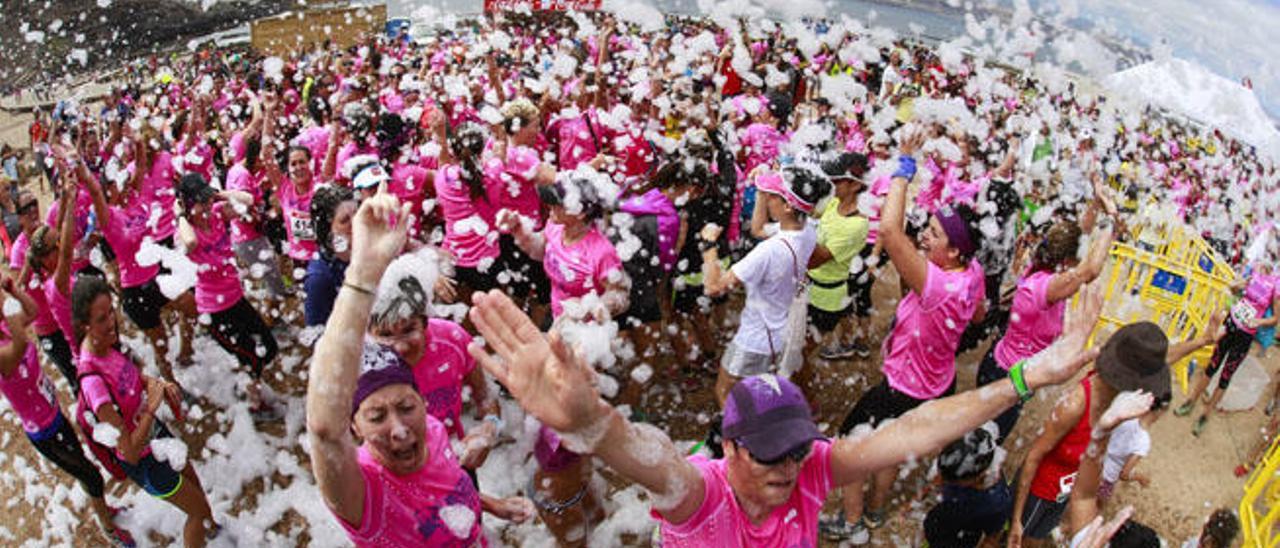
[208,298,278,378]
[117,424,182,499]
[498,235,549,303]
[455,264,499,293]
[849,246,884,317]
[838,378,954,435]
[808,303,849,334]
[1206,317,1255,390]
[121,279,171,331]
[1019,493,1066,539]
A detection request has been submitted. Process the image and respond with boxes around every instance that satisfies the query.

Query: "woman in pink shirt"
[175,173,282,423]
[826,132,988,541]
[0,275,135,547]
[366,250,501,470]
[464,277,1105,548]
[14,188,80,391]
[71,275,218,547]
[499,173,630,323]
[432,121,501,296]
[491,99,556,323]
[307,190,532,548]
[225,136,289,304]
[1178,265,1280,435]
[977,219,1111,441]
[73,146,197,394]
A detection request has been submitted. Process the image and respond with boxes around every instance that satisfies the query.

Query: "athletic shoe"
[1192,415,1208,437]
[1174,401,1194,417]
[819,344,856,360]
[819,515,871,543]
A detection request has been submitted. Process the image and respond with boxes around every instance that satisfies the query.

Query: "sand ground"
[0,108,1268,546]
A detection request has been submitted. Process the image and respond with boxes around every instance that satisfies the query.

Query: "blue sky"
[1037,0,1280,120]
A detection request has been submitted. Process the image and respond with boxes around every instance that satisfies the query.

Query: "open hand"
[349,185,413,281]
[1099,390,1154,432]
[467,290,603,434]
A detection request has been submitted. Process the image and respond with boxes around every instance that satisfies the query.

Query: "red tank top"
[1029,375,1093,502]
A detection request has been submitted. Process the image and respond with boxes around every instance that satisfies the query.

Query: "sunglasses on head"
[739,440,812,467]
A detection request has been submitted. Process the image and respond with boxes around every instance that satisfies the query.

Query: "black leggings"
[28,413,105,498]
[208,298,278,379]
[1205,318,1255,390]
[38,332,77,394]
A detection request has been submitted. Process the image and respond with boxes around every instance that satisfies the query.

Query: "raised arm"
[466,290,706,524]
[0,275,39,377]
[1166,308,1224,365]
[880,132,929,295]
[306,188,413,526]
[1045,226,1113,304]
[833,283,1101,489]
[698,224,739,297]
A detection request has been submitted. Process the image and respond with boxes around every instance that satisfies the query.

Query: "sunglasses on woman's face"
[741,440,813,467]
[18,201,38,215]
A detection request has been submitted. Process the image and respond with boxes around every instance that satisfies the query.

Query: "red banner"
[483,0,601,12]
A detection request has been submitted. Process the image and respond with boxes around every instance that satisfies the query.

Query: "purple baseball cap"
[722,375,824,461]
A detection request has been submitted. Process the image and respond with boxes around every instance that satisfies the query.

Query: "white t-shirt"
[729,225,818,356]
[1102,419,1151,483]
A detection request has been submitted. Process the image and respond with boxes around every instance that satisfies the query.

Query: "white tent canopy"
[1103,57,1280,159]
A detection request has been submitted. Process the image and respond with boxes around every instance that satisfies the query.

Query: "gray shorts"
[720,342,780,377]
[234,236,288,298]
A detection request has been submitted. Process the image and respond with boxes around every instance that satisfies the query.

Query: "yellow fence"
[1242,435,1280,547]
[1093,220,1235,392]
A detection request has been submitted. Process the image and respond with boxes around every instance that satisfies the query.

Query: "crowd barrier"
[1093,219,1235,393]
[1242,434,1280,547]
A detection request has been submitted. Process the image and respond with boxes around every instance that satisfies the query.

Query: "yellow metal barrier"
[1095,212,1235,393]
[1242,435,1280,547]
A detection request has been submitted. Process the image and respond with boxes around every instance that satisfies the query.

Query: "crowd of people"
[1,7,1274,547]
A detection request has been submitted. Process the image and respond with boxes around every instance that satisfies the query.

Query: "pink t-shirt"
[548,109,605,171]
[390,163,432,240]
[658,440,833,547]
[740,123,786,174]
[188,207,244,314]
[78,348,146,459]
[103,206,162,288]
[483,146,542,226]
[881,261,985,399]
[1233,274,1278,334]
[993,270,1065,369]
[334,414,487,547]
[542,222,623,318]
[278,179,318,261]
[42,278,75,357]
[175,141,215,181]
[0,327,60,433]
[225,163,264,244]
[434,165,500,269]
[9,234,58,336]
[412,319,476,440]
[135,151,178,241]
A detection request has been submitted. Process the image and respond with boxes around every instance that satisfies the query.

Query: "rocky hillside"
[0,0,293,91]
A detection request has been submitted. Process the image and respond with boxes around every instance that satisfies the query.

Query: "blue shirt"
[304,254,347,326]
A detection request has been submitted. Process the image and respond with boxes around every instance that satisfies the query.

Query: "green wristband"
[1009,360,1033,402]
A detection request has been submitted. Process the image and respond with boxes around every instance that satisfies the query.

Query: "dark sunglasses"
[18,201,39,215]
[740,440,812,467]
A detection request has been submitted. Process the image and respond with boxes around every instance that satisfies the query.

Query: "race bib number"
[289,212,316,241]
[1056,472,1077,503]
[1232,300,1259,328]
[37,372,57,407]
